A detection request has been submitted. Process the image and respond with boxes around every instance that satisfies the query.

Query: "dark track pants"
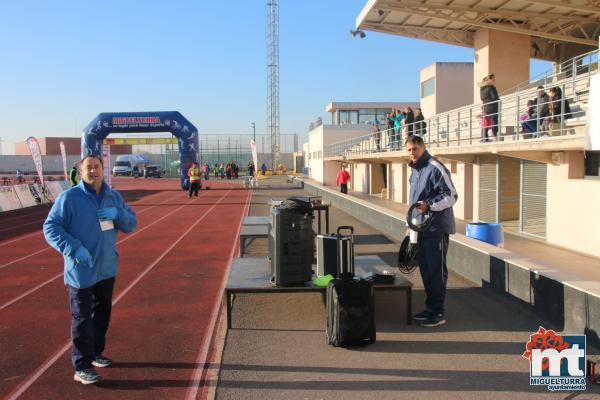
[417,234,449,314]
[189,181,200,197]
[68,278,115,371]
[340,184,348,194]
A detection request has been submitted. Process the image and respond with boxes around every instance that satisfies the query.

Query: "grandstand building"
[303,1,600,257]
[305,101,419,185]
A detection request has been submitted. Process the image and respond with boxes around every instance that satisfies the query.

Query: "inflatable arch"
[81,111,198,189]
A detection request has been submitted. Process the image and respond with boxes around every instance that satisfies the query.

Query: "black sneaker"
[74,368,102,384]
[92,355,112,368]
[412,309,434,321]
[421,313,446,327]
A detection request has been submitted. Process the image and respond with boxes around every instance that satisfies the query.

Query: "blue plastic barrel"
[466,222,504,246]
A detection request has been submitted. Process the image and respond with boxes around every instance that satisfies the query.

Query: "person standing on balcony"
[403,106,415,137]
[479,74,499,141]
[371,119,381,152]
[415,108,427,137]
[386,112,395,150]
[388,109,404,150]
[336,164,351,194]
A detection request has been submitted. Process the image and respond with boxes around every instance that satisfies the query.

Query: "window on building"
[358,109,376,124]
[421,78,435,98]
[585,151,599,177]
[377,109,392,122]
[339,111,349,125]
[349,111,358,125]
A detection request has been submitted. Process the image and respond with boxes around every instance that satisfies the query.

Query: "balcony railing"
[324,49,597,159]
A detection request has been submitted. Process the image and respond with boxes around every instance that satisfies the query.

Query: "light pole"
[251,122,256,142]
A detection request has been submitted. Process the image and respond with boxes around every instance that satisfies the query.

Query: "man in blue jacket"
[406,135,457,327]
[44,155,137,384]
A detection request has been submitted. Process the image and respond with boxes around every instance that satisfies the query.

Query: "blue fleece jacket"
[408,150,458,236]
[43,180,137,289]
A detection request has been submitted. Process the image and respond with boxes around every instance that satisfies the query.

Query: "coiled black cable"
[397,202,431,274]
[397,235,419,274]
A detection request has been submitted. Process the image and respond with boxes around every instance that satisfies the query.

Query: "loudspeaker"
[269,200,314,286]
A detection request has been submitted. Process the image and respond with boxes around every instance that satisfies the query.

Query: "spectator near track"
[335,164,351,194]
[43,155,137,385]
[187,162,201,198]
[406,135,457,327]
[70,164,79,187]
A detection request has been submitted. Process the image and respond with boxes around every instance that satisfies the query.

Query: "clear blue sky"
[0,0,550,154]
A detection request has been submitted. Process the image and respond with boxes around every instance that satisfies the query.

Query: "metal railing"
[324,49,597,159]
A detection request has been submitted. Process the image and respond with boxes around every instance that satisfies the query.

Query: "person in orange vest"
[336,164,351,194]
[187,162,201,198]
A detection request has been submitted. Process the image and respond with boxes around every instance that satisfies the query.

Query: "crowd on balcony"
[369,107,427,151]
[479,74,572,142]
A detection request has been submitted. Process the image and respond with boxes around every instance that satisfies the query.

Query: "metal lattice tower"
[267,0,280,170]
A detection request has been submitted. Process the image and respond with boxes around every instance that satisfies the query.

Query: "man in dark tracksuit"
[406,135,457,327]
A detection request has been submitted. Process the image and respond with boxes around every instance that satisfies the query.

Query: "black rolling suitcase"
[326,273,376,347]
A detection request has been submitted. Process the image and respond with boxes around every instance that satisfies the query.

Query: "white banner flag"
[250,139,258,178]
[102,144,111,186]
[26,137,44,185]
[59,141,68,181]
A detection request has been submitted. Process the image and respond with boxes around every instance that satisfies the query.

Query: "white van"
[112,155,145,176]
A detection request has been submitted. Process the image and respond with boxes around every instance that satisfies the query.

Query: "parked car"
[143,165,162,178]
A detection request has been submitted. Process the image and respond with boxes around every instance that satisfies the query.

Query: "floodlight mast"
[267,0,280,171]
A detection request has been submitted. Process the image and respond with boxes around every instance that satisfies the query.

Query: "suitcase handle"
[336,226,354,236]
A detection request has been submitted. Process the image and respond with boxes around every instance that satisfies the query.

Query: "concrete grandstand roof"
[357,0,600,59]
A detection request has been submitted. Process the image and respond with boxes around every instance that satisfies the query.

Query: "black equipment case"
[326,274,376,347]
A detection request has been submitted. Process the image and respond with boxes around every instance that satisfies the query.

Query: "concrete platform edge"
[298,177,600,344]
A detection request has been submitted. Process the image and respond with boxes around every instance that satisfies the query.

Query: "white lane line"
[0,273,63,311]
[0,190,189,268]
[0,191,210,308]
[0,189,177,241]
[5,189,232,400]
[186,188,251,400]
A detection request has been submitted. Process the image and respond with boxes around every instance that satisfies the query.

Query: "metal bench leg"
[226,291,233,329]
[240,237,245,257]
[406,288,412,325]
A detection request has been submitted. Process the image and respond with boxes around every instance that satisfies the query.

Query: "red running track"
[0,177,250,400]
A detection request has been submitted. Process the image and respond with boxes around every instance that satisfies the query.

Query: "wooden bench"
[239,224,269,257]
[224,255,413,329]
